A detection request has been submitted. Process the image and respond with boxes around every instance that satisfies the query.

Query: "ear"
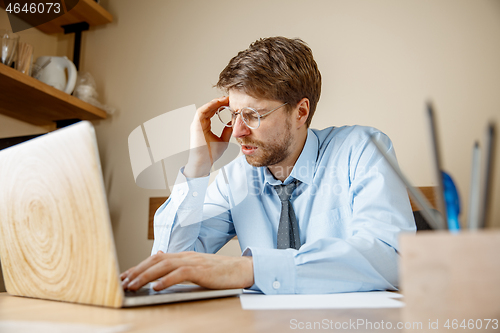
[294,98,310,129]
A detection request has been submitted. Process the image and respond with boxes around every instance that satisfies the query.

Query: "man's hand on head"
[120,251,254,291]
[184,96,232,178]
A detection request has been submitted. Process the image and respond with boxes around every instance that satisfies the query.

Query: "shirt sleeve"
[151,167,236,256]
[243,131,416,295]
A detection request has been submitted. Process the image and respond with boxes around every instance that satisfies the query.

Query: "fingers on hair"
[216,36,321,128]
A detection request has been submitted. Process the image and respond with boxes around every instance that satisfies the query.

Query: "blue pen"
[442,171,461,232]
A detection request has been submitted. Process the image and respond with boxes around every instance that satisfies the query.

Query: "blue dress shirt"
[152,126,416,294]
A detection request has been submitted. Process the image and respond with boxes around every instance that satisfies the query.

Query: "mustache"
[237,138,263,147]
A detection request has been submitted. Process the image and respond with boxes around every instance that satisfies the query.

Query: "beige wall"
[0,0,499,277]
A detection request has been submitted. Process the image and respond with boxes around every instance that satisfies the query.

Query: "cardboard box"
[400,230,500,332]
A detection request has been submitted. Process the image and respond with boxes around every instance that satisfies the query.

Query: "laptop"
[0,121,242,308]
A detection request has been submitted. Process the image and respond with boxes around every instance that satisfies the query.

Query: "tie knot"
[273,180,300,202]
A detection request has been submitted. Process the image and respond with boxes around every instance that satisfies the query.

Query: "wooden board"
[409,186,438,211]
[0,122,123,307]
[0,63,107,126]
[37,0,113,34]
[0,0,113,34]
[148,197,169,239]
[0,292,402,333]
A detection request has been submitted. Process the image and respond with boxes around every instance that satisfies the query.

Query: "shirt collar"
[260,128,318,194]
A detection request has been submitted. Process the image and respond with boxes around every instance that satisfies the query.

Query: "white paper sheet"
[0,321,131,333]
[239,291,404,310]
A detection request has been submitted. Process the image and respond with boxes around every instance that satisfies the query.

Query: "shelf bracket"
[62,22,90,71]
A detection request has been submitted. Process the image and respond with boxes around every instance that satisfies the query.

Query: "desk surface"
[0,292,402,333]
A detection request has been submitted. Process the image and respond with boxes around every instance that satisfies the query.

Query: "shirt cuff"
[242,247,296,294]
[170,167,210,211]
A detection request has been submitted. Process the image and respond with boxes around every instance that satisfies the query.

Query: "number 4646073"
[5,2,61,14]
[444,319,499,330]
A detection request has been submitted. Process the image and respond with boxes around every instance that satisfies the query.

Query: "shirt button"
[272,281,281,290]
[192,191,198,197]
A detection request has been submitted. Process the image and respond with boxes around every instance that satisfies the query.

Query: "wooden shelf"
[0,63,107,126]
[0,0,113,34]
[38,0,113,34]
[0,0,112,127]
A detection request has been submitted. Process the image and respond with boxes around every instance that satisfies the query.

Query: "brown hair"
[216,36,321,127]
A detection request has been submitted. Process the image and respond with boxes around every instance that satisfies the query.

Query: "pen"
[442,171,460,232]
[478,123,496,229]
[467,142,481,230]
[370,135,446,230]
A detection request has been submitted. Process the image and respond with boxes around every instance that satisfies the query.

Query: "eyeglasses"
[216,102,288,129]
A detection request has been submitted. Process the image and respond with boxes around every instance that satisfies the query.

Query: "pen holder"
[16,42,33,76]
[399,230,500,332]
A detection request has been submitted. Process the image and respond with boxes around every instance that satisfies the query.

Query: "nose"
[231,114,251,138]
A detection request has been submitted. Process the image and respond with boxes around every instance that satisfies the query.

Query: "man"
[121,37,415,294]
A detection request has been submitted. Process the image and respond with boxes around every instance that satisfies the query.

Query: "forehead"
[228,89,278,111]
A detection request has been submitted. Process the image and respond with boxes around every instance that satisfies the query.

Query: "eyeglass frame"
[216,102,288,129]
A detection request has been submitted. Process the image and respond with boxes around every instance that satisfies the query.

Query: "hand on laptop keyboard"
[120,250,254,291]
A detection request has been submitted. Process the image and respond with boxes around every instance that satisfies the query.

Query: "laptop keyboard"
[124,284,206,297]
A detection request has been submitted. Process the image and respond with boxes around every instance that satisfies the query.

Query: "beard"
[237,119,293,167]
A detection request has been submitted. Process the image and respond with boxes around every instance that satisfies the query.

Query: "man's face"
[228,90,294,168]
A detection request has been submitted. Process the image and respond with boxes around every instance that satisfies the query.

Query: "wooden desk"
[0,293,403,333]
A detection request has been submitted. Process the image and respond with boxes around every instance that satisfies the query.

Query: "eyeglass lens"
[217,107,260,129]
